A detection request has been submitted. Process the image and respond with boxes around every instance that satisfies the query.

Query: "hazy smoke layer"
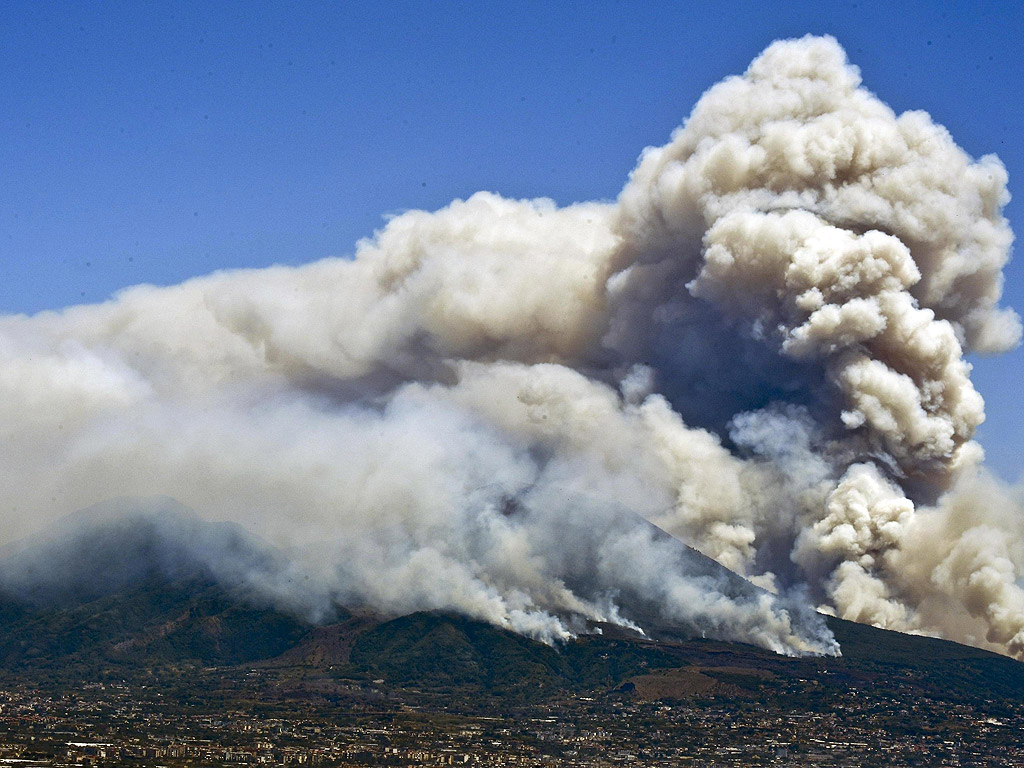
[0,36,1021,657]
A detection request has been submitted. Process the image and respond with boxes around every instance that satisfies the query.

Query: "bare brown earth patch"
[262,612,382,667]
[626,665,777,700]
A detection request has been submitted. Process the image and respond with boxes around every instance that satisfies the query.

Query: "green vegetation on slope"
[0,577,307,671]
[2,578,1023,709]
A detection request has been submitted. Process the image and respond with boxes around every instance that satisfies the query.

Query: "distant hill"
[0,497,324,614]
[1,504,1022,707]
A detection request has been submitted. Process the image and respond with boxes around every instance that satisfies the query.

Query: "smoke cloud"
[1,35,1021,658]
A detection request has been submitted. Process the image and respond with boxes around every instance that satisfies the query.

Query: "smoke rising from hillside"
[1,36,1021,657]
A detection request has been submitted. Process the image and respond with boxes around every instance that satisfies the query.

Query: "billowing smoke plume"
[1,36,1021,657]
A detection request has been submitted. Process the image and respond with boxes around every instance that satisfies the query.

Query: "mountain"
[0,504,1022,708]
[0,497,308,608]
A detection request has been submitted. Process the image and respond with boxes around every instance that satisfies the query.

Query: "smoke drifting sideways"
[1,36,1022,658]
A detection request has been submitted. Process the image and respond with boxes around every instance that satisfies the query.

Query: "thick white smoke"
[0,35,1021,657]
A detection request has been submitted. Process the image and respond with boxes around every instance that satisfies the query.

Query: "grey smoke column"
[607,36,1023,656]
[0,36,1020,657]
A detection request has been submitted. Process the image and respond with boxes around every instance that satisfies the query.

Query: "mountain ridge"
[1,502,1021,708]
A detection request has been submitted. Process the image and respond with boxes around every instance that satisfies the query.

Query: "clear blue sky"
[1,0,1021,479]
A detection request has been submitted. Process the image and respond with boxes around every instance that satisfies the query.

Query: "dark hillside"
[0,577,308,672]
[0,508,1021,709]
[825,615,1024,702]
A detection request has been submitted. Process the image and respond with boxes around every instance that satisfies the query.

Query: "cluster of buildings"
[0,674,1022,767]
